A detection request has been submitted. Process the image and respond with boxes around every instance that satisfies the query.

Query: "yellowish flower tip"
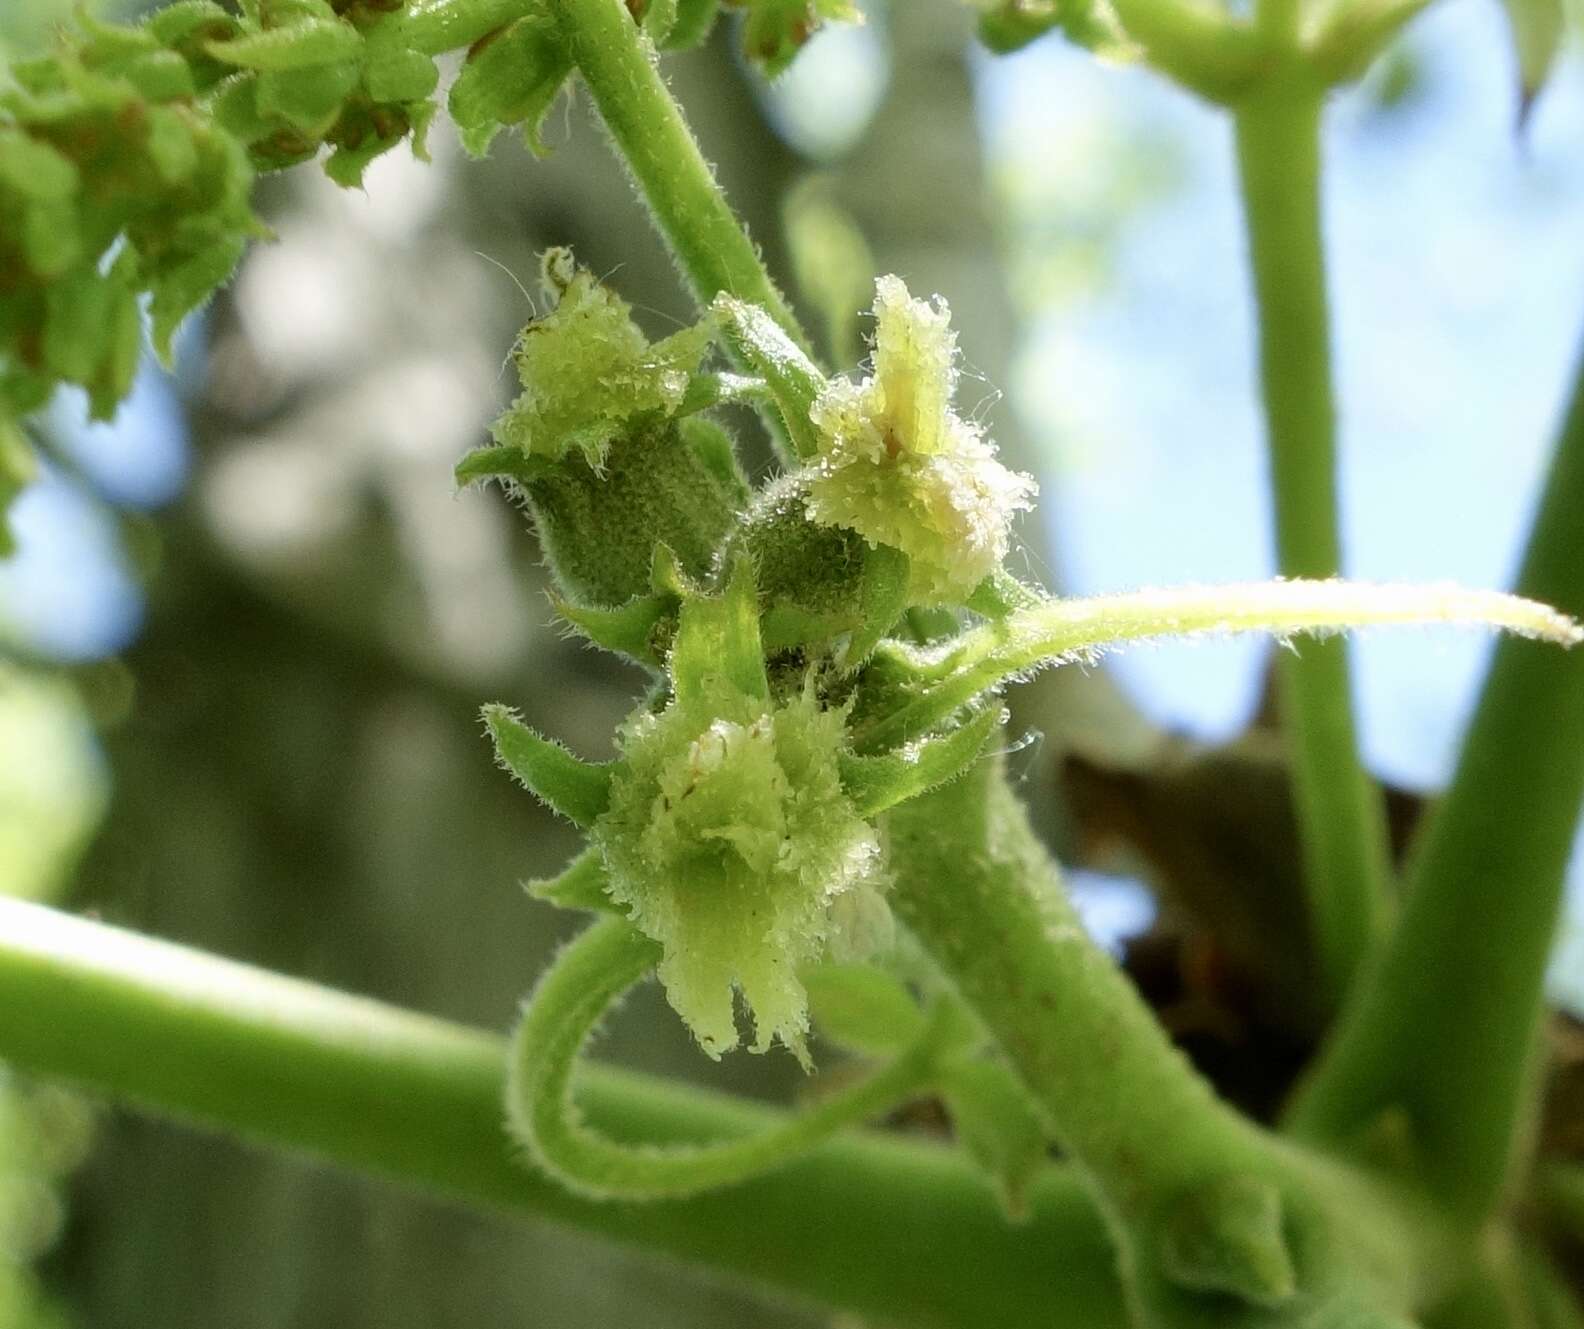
[593,683,888,1063]
[806,275,1037,605]
[491,247,710,468]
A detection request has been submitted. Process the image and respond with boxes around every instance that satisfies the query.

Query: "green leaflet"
[41,274,141,422]
[712,295,826,460]
[482,705,615,828]
[640,0,681,42]
[0,417,36,557]
[453,444,548,487]
[671,556,768,708]
[447,14,571,159]
[677,416,751,504]
[727,0,862,77]
[661,0,723,49]
[149,235,248,365]
[1158,1174,1297,1307]
[206,16,363,71]
[553,591,675,665]
[803,963,926,1055]
[526,849,624,914]
[838,704,1001,817]
[782,176,873,367]
[843,542,912,665]
[939,1058,1052,1221]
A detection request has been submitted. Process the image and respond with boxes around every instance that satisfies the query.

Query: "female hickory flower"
[596,685,885,1064]
[485,556,1003,1063]
[807,276,1037,605]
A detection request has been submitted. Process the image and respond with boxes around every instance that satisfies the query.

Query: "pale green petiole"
[856,578,1581,753]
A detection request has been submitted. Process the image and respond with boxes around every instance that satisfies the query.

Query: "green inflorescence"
[0,10,258,429]
[204,0,438,185]
[806,276,1037,605]
[0,0,447,541]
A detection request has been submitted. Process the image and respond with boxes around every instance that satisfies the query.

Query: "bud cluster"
[0,0,450,533]
[480,256,1034,1062]
[1,10,258,430]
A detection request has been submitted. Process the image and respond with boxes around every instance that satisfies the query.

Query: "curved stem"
[549,0,811,355]
[1287,329,1584,1223]
[0,897,1128,1329]
[1234,83,1394,1007]
[506,915,948,1200]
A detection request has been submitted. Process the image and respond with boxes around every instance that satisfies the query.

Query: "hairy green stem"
[1288,331,1584,1222]
[505,915,948,1200]
[549,0,809,354]
[0,897,1125,1329]
[885,759,1450,1321]
[853,580,1579,755]
[888,759,1268,1214]
[1234,83,1394,1006]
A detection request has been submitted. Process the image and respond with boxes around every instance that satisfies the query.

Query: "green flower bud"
[806,276,1037,606]
[456,255,740,608]
[254,61,360,136]
[41,272,140,421]
[0,11,263,433]
[731,471,910,662]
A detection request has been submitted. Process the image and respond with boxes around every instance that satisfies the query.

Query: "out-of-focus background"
[3,0,1584,1323]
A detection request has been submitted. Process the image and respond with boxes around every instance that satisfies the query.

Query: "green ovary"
[594,686,886,1062]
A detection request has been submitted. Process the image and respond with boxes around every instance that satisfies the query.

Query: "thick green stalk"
[1234,82,1394,1005]
[1287,334,1584,1222]
[549,0,809,354]
[888,759,1269,1215]
[885,760,1447,1322]
[0,897,1125,1329]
